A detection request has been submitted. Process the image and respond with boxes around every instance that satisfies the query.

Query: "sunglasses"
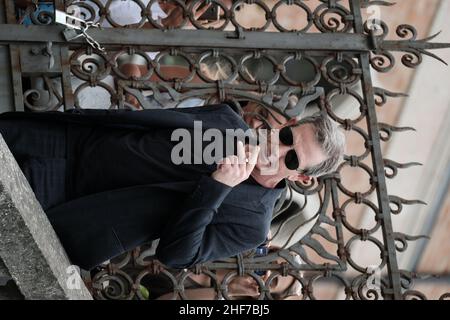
[279,126,301,171]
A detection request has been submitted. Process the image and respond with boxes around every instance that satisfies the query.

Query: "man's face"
[244,103,328,188]
[252,124,327,187]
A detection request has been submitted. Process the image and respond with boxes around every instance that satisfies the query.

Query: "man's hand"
[211,141,260,188]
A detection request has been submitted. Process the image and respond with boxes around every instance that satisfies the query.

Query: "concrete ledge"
[0,258,11,285]
[0,133,92,300]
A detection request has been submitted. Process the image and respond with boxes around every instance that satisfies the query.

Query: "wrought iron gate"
[0,0,449,300]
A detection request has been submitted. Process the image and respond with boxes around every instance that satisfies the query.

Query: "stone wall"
[0,134,92,300]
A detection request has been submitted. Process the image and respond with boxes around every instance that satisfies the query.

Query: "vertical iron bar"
[5,0,24,111]
[8,47,24,112]
[60,46,74,110]
[329,178,347,270]
[55,0,75,110]
[4,0,15,24]
[350,0,403,299]
[0,0,15,112]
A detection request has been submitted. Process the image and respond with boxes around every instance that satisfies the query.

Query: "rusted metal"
[0,0,449,300]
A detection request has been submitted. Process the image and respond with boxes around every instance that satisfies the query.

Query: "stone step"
[0,133,92,300]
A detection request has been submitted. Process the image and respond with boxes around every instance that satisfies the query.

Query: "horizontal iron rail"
[0,24,374,51]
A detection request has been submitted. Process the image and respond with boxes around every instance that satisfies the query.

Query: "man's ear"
[299,174,311,183]
[284,118,297,127]
[287,173,311,183]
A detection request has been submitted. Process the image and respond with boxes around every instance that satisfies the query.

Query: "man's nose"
[265,142,288,168]
[276,143,291,158]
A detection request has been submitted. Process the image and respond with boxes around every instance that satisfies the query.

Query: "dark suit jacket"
[0,105,284,270]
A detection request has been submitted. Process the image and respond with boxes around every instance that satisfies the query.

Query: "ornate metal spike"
[378,123,416,142]
[384,159,422,179]
[311,225,338,244]
[360,0,396,8]
[389,195,427,215]
[378,123,416,132]
[374,24,450,69]
[401,270,441,281]
[365,20,450,71]
[300,236,342,265]
[394,232,430,252]
[373,87,408,106]
[415,47,448,66]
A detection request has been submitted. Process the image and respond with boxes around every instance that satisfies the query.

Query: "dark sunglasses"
[279,126,301,171]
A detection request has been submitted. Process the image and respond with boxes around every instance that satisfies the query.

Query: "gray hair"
[294,114,345,177]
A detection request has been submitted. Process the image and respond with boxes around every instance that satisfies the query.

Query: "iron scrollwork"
[4,0,450,300]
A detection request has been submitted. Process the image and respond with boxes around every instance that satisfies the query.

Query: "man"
[0,102,344,271]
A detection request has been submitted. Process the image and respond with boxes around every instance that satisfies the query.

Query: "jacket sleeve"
[155,175,267,269]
